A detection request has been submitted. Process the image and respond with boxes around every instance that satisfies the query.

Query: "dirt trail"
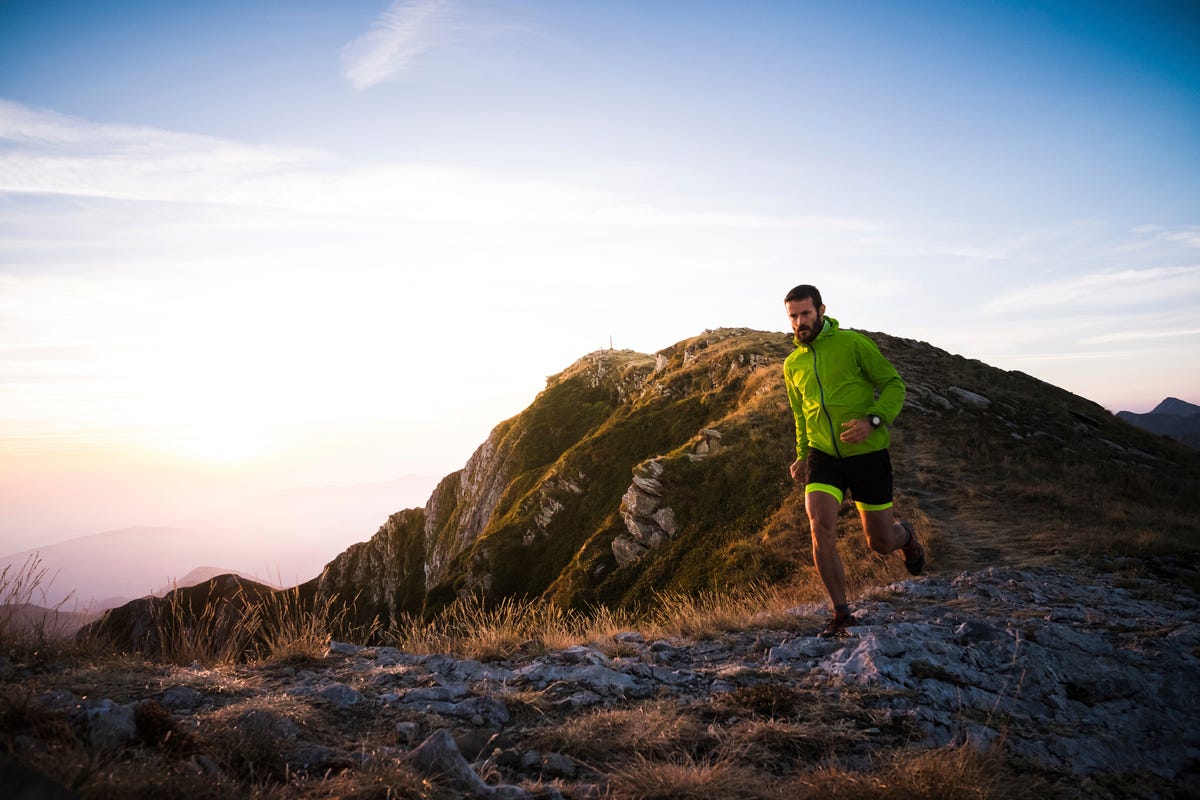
[914,491,1063,576]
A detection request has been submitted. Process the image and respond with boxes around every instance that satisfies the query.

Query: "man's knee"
[861,511,898,554]
[865,534,891,554]
[807,514,838,548]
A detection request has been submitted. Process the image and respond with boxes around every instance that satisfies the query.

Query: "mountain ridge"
[302,326,1200,630]
[1117,396,1200,448]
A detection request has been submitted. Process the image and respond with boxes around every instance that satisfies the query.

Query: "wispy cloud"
[341,0,453,90]
[983,265,1200,314]
[0,99,325,205]
[0,100,884,236]
[1082,327,1200,345]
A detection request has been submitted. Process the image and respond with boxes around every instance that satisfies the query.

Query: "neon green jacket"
[783,317,905,461]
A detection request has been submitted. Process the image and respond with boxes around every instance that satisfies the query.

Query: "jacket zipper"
[810,341,842,458]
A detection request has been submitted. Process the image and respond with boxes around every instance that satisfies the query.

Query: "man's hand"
[839,418,872,444]
[789,458,807,482]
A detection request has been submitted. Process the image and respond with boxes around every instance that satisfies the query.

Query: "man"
[782,284,925,638]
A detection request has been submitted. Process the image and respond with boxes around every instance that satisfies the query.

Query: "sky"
[2,0,1198,563]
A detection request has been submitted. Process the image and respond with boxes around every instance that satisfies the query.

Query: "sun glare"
[175,423,268,465]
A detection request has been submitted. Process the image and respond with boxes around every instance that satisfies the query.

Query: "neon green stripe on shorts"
[805,482,844,503]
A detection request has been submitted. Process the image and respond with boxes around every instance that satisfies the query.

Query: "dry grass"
[198,694,324,782]
[719,718,843,772]
[254,757,445,800]
[644,580,808,641]
[150,583,365,668]
[530,702,716,766]
[388,594,642,661]
[601,739,1050,800]
[0,552,81,655]
[788,744,1031,800]
[605,753,777,800]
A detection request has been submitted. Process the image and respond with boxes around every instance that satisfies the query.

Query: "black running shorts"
[805,448,894,510]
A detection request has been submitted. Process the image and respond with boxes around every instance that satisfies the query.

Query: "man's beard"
[798,314,823,343]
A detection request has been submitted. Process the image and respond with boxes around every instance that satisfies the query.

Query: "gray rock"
[947,386,991,409]
[78,700,137,750]
[395,721,421,744]
[611,536,648,567]
[409,730,556,799]
[318,683,363,708]
[158,685,206,710]
[631,475,665,496]
[515,662,646,697]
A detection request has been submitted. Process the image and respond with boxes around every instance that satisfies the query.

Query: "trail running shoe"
[900,520,926,576]
[817,613,857,639]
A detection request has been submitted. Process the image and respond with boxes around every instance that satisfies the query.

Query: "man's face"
[786,297,825,344]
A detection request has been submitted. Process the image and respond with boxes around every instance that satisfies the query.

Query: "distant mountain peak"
[1116,397,1200,448]
[1151,397,1200,417]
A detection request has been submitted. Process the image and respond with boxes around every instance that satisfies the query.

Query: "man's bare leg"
[806,490,848,611]
[860,508,925,574]
[860,509,907,554]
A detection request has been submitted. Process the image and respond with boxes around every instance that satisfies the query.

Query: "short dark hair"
[784,284,822,308]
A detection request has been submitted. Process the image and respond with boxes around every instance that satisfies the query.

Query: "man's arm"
[784,364,809,478]
[858,336,905,423]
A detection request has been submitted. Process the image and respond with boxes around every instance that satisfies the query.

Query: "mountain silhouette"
[1116,396,1200,448]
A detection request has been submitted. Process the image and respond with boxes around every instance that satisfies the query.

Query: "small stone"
[395,721,420,744]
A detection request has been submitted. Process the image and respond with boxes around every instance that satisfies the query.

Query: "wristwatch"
[868,414,883,429]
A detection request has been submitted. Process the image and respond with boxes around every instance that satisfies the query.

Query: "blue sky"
[1,0,1198,552]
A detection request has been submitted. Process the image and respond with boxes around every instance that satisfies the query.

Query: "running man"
[782,284,925,638]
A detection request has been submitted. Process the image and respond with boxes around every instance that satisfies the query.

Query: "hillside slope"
[310,327,1200,629]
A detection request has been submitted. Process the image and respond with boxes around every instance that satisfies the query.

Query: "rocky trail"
[20,560,1198,799]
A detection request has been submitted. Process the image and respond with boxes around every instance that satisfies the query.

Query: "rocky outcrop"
[613,459,676,567]
[314,508,427,626]
[423,427,521,591]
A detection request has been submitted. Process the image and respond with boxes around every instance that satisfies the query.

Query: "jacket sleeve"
[858,337,905,424]
[783,364,809,460]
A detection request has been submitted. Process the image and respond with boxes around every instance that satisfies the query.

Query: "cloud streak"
[982,265,1200,314]
[0,100,883,235]
[341,0,452,90]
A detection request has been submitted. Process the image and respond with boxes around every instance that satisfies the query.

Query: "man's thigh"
[805,489,841,537]
[846,449,894,510]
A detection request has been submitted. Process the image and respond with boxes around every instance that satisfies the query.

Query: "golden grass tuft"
[151,583,366,668]
[720,718,840,771]
[789,744,1029,800]
[644,581,807,642]
[605,753,776,800]
[0,552,80,656]
[388,594,641,661]
[530,702,716,766]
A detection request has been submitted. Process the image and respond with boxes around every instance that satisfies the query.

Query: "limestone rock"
[408,729,557,799]
[947,386,992,409]
[315,508,427,628]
